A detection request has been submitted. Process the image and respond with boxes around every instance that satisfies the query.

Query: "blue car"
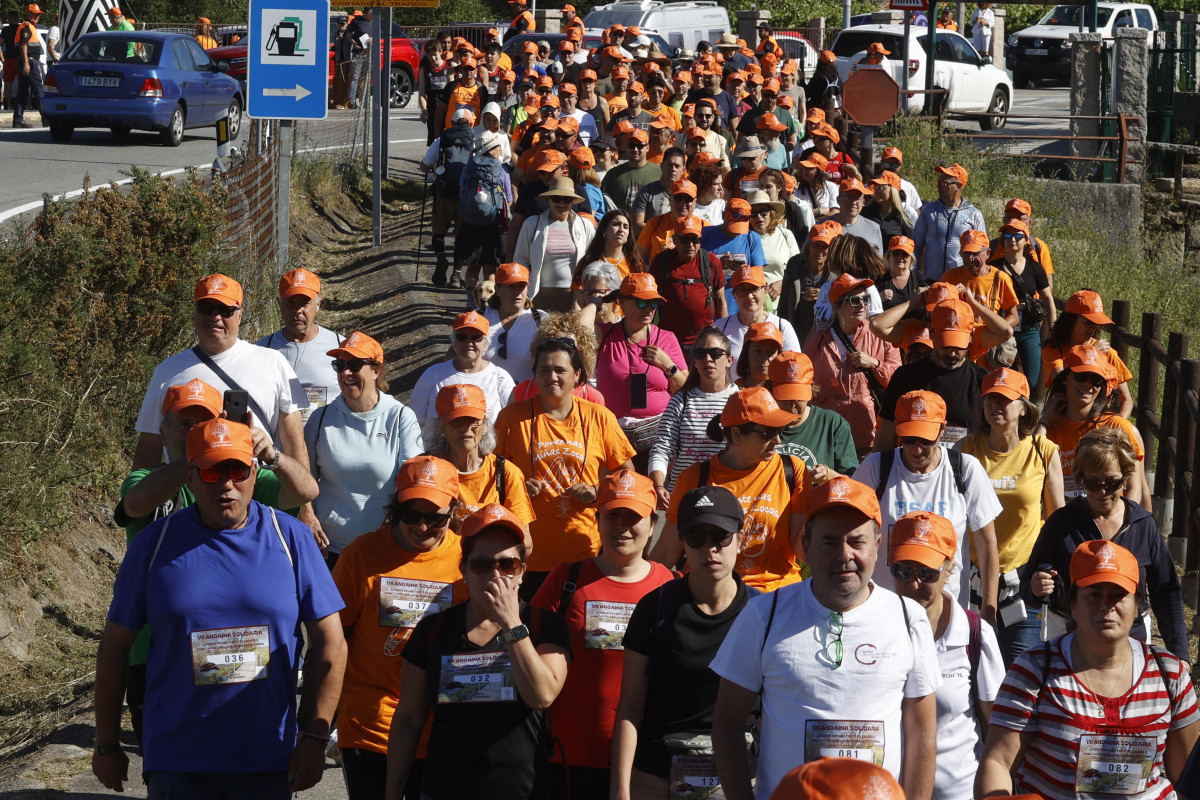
[43,31,243,147]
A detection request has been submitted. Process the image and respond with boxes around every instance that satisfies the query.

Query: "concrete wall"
[1033,178,1144,251]
[736,10,771,47]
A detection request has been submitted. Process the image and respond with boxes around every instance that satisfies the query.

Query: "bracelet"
[298,731,331,746]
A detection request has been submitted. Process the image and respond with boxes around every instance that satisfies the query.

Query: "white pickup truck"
[1005,2,1158,88]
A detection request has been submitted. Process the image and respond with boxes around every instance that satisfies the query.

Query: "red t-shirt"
[531,558,675,768]
[650,250,726,346]
[823,150,855,183]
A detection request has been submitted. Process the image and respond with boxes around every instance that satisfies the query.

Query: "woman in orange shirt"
[1041,344,1151,510]
[649,386,808,591]
[1041,289,1134,417]
[494,337,636,596]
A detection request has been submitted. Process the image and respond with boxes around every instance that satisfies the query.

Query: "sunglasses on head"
[1081,475,1125,494]
[693,346,729,361]
[455,332,486,343]
[196,300,240,318]
[467,555,524,576]
[683,528,736,549]
[395,505,454,528]
[332,358,374,373]
[890,562,946,583]
[197,463,254,484]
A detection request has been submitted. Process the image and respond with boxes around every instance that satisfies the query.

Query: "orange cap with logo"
[768,351,814,402]
[568,146,595,169]
[495,262,531,285]
[187,419,255,469]
[935,163,969,186]
[597,469,656,517]
[461,502,527,542]
[819,50,836,64]
[557,115,580,133]
[923,281,961,310]
[279,267,320,299]
[535,148,566,171]
[629,128,650,144]
[808,219,841,244]
[983,367,1030,400]
[675,215,704,238]
[746,320,785,347]
[1005,197,1032,217]
[803,478,882,528]
[889,511,957,568]
[731,265,766,289]
[959,229,990,253]
[828,273,873,305]
[894,390,947,440]
[903,322,934,351]
[327,331,384,363]
[931,299,974,349]
[720,386,796,428]
[620,272,665,301]
[870,170,900,191]
[453,310,490,336]
[194,274,243,306]
[839,178,869,197]
[162,378,222,418]
[1000,218,1030,237]
[798,151,828,171]
[725,197,751,234]
[888,235,915,255]
[1071,539,1139,595]
[882,146,903,162]
[1065,290,1114,325]
[395,455,459,507]
[756,112,786,132]
[435,384,487,421]
[1063,344,1112,380]
[671,178,698,198]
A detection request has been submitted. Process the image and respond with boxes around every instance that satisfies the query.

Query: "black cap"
[591,134,618,152]
[678,485,744,535]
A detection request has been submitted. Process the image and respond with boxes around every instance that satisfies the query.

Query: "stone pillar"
[1163,10,1183,46]
[1070,32,1103,173]
[991,8,1005,67]
[871,10,905,25]
[534,8,561,34]
[1113,26,1149,183]
[736,9,771,47]
[810,17,827,50]
[1186,14,1200,83]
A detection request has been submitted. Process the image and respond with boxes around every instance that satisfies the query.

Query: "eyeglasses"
[890,562,947,584]
[467,555,525,577]
[733,284,763,295]
[899,436,937,448]
[824,610,844,669]
[693,347,729,362]
[332,358,374,373]
[449,416,484,430]
[455,332,486,343]
[842,295,869,309]
[624,297,660,310]
[937,179,961,187]
[196,301,240,318]
[395,505,454,528]
[682,528,736,549]
[196,463,254,484]
[628,141,648,150]
[744,425,782,439]
[1081,475,1126,494]
[1002,233,1026,242]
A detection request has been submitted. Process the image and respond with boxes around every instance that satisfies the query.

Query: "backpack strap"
[697,248,712,308]
[780,454,797,498]
[874,449,896,500]
[496,454,507,505]
[147,514,174,573]
[699,459,711,488]
[760,589,780,657]
[966,608,982,718]
[558,560,584,616]
[946,448,967,496]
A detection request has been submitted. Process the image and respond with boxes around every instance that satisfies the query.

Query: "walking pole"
[417,171,430,272]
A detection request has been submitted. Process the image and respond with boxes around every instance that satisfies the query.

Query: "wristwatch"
[260,448,282,471]
[498,624,530,645]
[665,364,679,377]
[95,742,122,757]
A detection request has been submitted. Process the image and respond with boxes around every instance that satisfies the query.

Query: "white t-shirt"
[898,176,923,223]
[135,338,306,437]
[561,109,598,148]
[481,307,544,385]
[713,313,802,374]
[408,359,516,427]
[711,581,942,797]
[255,325,343,421]
[853,447,1003,606]
[693,197,726,227]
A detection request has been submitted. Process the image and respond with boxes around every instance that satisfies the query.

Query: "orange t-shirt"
[644,105,682,130]
[1041,340,1132,392]
[331,526,467,754]
[454,452,536,528]
[494,397,637,571]
[443,82,485,129]
[516,141,554,175]
[605,93,629,117]
[1044,412,1144,497]
[668,454,808,591]
[942,266,1020,365]
[727,166,766,199]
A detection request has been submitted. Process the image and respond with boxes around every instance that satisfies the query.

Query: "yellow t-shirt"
[958,433,1059,573]
[669,454,807,591]
[455,452,536,527]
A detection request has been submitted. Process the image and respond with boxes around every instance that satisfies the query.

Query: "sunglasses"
[672,194,695,203]
[1069,371,1107,388]
[890,562,947,584]
[693,347,729,361]
[752,207,772,217]
[1081,475,1125,494]
[1002,233,1026,242]
[395,505,454,528]
[497,329,509,360]
[744,425,782,439]
[624,297,659,310]
[196,463,254,484]
[899,436,937,448]
[842,295,869,308]
[455,332,485,343]
[683,528,736,549]
[937,179,962,187]
[467,555,525,577]
[332,358,374,373]
[548,196,576,203]
[628,141,648,149]
[677,235,701,245]
[196,301,240,318]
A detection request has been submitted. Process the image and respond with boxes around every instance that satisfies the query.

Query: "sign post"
[247,0,331,120]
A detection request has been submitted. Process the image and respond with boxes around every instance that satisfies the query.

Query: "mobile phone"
[223,390,249,423]
[629,373,648,410]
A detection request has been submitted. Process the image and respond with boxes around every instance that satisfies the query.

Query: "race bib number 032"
[437,651,517,704]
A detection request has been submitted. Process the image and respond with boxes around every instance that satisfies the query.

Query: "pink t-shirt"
[594,322,686,419]
[511,379,607,405]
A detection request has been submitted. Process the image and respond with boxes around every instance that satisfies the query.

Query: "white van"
[583,0,731,51]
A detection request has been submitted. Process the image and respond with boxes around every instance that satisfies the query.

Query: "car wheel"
[49,122,74,142]
[980,88,1008,130]
[110,125,131,137]
[160,104,185,147]
[225,98,242,140]
[1013,70,1031,90]
[389,68,413,109]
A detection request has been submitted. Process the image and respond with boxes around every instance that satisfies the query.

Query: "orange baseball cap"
[806,107,826,122]
[187,419,255,469]
[670,178,697,198]
[1005,198,1032,217]
[808,219,841,244]
[194,274,243,306]
[803,477,882,528]
[597,469,656,517]
[494,263,530,285]
[777,95,795,109]
[756,112,786,132]
[487,26,500,37]
[629,128,650,144]
[458,56,478,69]
[1070,539,1139,595]
[1065,290,1114,325]
[613,119,636,136]
[461,502,527,542]
[628,80,645,94]
[649,115,673,130]
[559,40,575,52]
[107,6,123,14]
[535,149,566,171]
[675,215,704,238]
[522,41,539,54]
[924,282,961,310]
[681,102,697,118]
[870,170,900,190]
[580,68,598,80]
[539,93,560,108]
[453,310,490,335]
[935,163,968,186]
[819,50,836,64]
[720,386,796,428]
[557,81,578,96]
[675,71,693,84]
[196,15,210,23]
[889,511,958,569]
[783,173,797,194]
[731,265,766,289]
[768,351,814,402]
[1063,344,1112,380]
[500,69,517,83]
[620,272,665,301]
[692,151,721,166]
[725,197,751,234]
[798,151,829,171]
[327,331,385,364]
[888,235,915,255]
[983,367,1030,400]
[602,45,626,60]
[279,267,320,299]
[829,274,873,305]
[895,390,947,440]
[839,177,867,196]
[568,147,595,169]
[931,299,974,349]
[1000,218,1030,238]
[868,42,892,55]
[882,146,903,162]
[813,122,840,144]
[435,383,487,422]
[746,73,764,85]
[626,25,641,36]
[395,455,459,507]
[746,320,785,347]
[161,378,222,418]
[558,115,580,133]
[903,321,934,351]
[959,229,990,254]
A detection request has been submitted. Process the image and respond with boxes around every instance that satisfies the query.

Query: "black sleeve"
[879,368,909,421]
[1143,518,1190,662]
[532,606,573,661]
[620,587,662,657]
[1021,509,1071,609]
[401,609,437,667]
[1031,261,1050,293]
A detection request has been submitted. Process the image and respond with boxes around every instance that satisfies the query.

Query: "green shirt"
[601,161,661,214]
[776,405,859,476]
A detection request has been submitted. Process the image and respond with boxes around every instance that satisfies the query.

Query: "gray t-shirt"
[256,325,344,421]
[836,214,885,255]
[632,179,672,221]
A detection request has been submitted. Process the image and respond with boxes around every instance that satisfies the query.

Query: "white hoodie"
[475,102,512,165]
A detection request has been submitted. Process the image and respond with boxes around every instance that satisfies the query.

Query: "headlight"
[1007,34,1018,46]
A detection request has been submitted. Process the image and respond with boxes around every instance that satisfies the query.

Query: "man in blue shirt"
[93,419,346,797]
[702,197,768,314]
[912,163,987,281]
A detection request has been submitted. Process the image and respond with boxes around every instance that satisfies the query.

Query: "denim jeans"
[995,603,1042,669]
[147,770,289,800]
[1014,325,1042,389]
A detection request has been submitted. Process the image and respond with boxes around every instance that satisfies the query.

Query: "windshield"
[1038,5,1114,27]
[584,8,647,26]
[831,31,906,57]
[64,36,163,64]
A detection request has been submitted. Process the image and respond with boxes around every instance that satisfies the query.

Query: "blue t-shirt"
[108,500,344,774]
[701,227,767,310]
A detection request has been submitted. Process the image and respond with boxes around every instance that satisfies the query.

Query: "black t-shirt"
[880,355,987,428]
[621,574,758,777]
[403,600,572,800]
[1,23,18,58]
[876,271,928,311]
[991,258,1049,329]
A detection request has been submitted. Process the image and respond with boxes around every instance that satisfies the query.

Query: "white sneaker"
[326,729,342,765]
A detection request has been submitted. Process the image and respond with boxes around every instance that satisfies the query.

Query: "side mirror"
[215,60,229,73]
[981,54,993,64]
[672,46,681,57]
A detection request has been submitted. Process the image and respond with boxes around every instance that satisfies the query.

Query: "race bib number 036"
[190,625,270,686]
[438,651,517,704]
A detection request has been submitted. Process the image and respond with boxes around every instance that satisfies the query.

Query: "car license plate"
[79,76,120,88]
[1026,48,1048,56]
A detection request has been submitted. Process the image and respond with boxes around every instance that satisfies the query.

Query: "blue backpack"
[459,154,506,226]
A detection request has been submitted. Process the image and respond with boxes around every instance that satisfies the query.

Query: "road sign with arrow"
[247,0,330,119]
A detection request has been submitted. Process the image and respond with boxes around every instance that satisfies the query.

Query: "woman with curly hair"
[509,311,605,404]
[689,161,727,226]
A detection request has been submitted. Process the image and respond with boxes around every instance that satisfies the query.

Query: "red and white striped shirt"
[991,634,1198,799]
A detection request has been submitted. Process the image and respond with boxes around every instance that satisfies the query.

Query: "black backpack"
[433,125,474,200]
[656,247,715,309]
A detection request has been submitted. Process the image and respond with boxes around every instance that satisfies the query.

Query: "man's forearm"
[297,628,346,736]
[94,626,133,744]
[121,460,188,519]
[712,724,754,800]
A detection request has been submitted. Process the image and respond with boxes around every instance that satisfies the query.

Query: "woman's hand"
[297,504,330,557]
[881,288,894,303]
[1041,393,1065,425]
[1031,569,1056,598]
[847,352,879,370]
[481,573,524,630]
[802,287,821,302]
[768,280,782,301]
[654,485,671,510]
[642,345,674,372]
[565,482,597,504]
[525,478,544,498]
[809,464,830,485]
